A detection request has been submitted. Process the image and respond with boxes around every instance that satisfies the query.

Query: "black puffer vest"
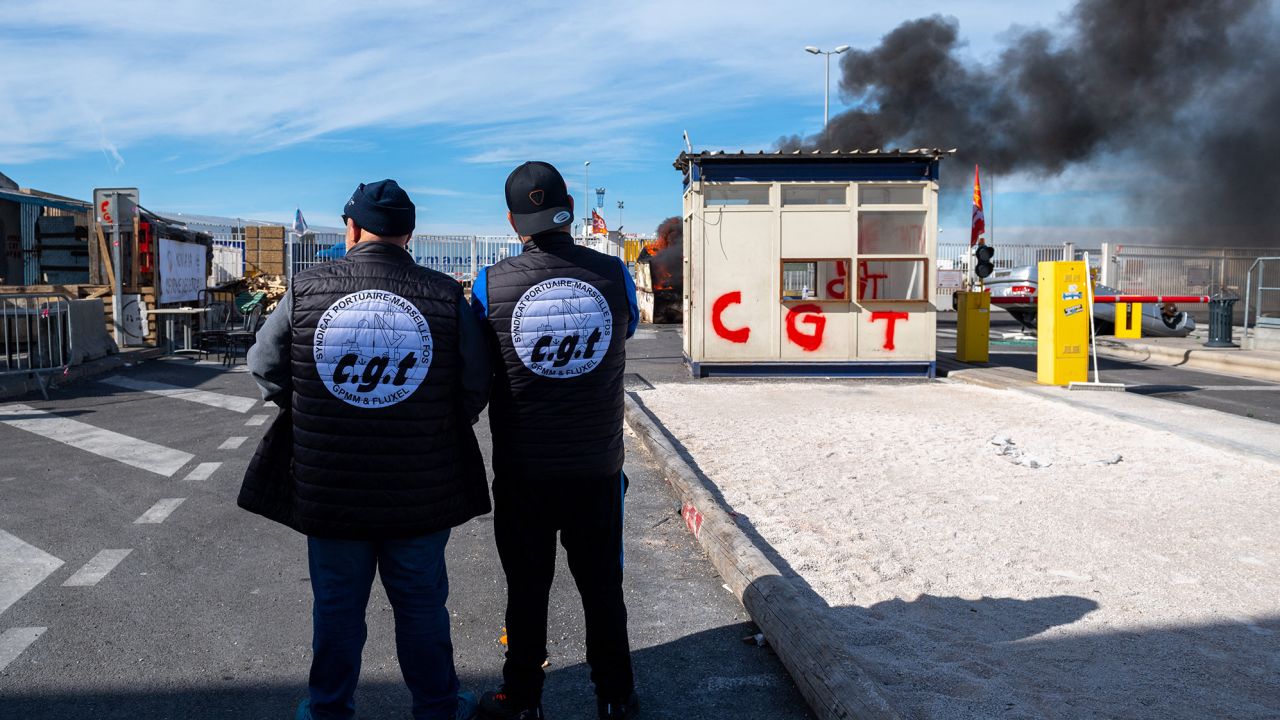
[289,241,489,539]
[483,232,630,481]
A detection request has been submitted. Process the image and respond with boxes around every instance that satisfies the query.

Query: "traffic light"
[974,242,995,279]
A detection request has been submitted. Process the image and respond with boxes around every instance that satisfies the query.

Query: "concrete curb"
[624,393,902,720]
[1097,340,1280,383]
[0,347,166,400]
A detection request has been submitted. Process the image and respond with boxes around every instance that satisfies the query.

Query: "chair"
[223,304,264,367]
[194,301,233,360]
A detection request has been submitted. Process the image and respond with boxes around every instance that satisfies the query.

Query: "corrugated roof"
[0,188,89,212]
[674,148,956,171]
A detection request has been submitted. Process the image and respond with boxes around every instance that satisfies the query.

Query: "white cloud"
[0,0,1076,167]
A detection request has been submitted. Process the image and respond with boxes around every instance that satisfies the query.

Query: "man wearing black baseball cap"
[247,179,491,720]
[471,162,639,720]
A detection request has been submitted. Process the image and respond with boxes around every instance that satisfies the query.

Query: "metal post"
[110,193,124,346]
[823,53,830,129]
[469,235,477,281]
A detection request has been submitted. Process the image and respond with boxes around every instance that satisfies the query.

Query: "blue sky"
[0,0,1129,239]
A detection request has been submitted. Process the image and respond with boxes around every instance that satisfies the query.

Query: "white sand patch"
[641,381,1280,719]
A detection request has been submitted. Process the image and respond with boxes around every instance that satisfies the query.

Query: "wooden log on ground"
[623,395,903,720]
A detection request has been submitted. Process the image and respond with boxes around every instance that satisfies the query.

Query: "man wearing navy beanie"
[248,179,491,720]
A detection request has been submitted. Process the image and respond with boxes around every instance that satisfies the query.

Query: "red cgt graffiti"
[711,292,909,351]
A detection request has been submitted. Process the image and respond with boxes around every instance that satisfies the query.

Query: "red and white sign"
[92,187,138,228]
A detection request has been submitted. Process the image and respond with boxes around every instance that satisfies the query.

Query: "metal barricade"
[1243,256,1280,340]
[1,293,73,399]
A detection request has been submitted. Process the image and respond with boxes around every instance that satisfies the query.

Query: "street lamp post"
[617,200,624,229]
[805,44,850,129]
[583,161,591,238]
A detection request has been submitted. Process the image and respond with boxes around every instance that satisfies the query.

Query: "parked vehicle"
[981,266,1195,337]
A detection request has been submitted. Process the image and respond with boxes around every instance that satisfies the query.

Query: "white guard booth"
[676,149,951,378]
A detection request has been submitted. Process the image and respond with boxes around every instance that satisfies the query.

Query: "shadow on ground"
[0,620,799,720]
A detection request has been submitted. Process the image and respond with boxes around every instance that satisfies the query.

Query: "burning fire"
[644,217,682,291]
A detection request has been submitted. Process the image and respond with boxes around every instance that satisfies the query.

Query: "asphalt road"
[937,311,1280,425]
[0,357,811,720]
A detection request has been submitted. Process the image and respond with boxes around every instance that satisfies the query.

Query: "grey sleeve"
[247,289,294,407]
[456,294,491,421]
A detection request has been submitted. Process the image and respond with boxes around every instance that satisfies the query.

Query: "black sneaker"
[479,689,544,720]
[597,692,640,719]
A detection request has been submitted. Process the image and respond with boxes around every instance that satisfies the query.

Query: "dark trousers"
[494,472,634,705]
[307,531,459,720]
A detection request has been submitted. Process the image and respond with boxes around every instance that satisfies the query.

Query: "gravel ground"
[639,380,1280,720]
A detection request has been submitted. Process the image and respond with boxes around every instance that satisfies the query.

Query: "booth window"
[858,211,926,255]
[782,185,847,206]
[857,258,927,302]
[781,259,851,301]
[704,185,770,206]
[858,185,924,206]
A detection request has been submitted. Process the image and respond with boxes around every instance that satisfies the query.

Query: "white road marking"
[0,626,47,672]
[62,549,132,587]
[0,404,193,477]
[99,376,257,413]
[0,530,64,617]
[134,498,186,524]
[219,436,248,450]
[182,462,222,482]
[245,414,269,426]
[1239,556,1267,567]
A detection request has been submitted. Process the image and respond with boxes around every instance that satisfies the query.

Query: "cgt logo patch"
[512,278,612,378]
[313,290,433,407]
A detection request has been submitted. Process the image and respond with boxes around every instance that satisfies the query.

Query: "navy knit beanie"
[342,179,415,237]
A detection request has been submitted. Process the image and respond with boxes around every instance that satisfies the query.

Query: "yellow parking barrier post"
[955,290,990,363]
[1115,302,1142,338]
[1037,261,1090,386]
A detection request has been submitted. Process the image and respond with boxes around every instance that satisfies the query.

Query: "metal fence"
[1099,243,1277,319]
[1,293,71,398]
[937,242,1088,306]
[285,233,630,281]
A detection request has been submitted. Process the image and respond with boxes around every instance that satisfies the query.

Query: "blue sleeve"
[456,295,491,421]
[617,257,638,338]
[470,267,489,320]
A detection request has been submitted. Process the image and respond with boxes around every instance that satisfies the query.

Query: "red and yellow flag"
[591,208,608,236]
[970,164,985,247]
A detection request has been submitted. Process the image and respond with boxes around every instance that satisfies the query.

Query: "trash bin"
[1204,297,1238,348]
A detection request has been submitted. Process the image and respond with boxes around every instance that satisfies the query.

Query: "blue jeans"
[307,530,459,720]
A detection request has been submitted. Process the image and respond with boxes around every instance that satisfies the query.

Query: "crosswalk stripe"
[134,498,186,524]
[99,376,258,413]
[245,414,269,426]
[0,404,193,477]
[0,530,64,617]
[62,549,132,587]
[219,436,247,450]
[182,462,222,482]
[0,626,46,672]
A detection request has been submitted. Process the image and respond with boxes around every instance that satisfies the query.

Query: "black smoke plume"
[640,216,684,291]
[779,0,1280,245]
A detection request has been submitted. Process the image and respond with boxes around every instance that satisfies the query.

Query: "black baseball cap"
[505,161,574,236]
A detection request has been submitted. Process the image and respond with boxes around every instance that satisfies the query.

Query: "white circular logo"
[512,278,612,378]
[313,290,433,407]
[553,210,571,224]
